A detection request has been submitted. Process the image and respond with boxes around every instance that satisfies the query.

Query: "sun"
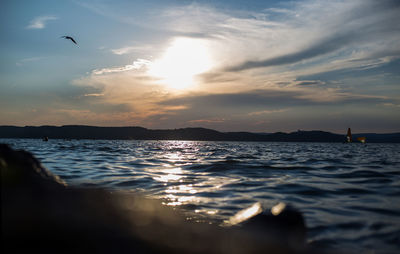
[148,37,213,90]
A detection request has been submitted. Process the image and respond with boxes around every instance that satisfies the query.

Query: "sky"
[1,0,399,133]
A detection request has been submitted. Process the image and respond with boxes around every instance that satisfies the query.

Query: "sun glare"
[149,38,213,90]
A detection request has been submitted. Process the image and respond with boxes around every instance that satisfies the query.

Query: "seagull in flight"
[61,36,77,45]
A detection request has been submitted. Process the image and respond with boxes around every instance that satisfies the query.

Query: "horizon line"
[1,125,399,135]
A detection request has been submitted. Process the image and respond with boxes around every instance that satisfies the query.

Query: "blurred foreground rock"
[1,144,315,254]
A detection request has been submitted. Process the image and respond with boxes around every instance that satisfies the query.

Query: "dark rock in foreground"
[1,144,317,254]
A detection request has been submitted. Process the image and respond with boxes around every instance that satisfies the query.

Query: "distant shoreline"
[1,125,399,143]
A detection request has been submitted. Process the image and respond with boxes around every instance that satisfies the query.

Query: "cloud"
[111,45,153,55]
[248,109,289,116]
[226,32,357,71]
[382,103,400,108]
[80,0,400,78]
[150,0,400,80]
[146,88,396,132]
[71,58,177,127]
[188,118,226,124]
[83,93,104,97]
[159,89,388,110]
[295,80,326,86]
[92,59,151,75]
[224,0,400,72]
[26,15,58,29]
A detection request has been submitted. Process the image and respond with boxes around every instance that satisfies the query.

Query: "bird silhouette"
[61,36,77,45]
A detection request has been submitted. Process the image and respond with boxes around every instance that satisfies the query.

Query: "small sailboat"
[345,128,366,143]
[346,128,352,143]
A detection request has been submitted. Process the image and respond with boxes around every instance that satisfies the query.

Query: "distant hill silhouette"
[0,125,399,143]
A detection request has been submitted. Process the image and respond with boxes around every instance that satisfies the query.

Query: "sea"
[2,139,400,253]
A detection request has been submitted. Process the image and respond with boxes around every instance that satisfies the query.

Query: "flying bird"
[61,36,77,45]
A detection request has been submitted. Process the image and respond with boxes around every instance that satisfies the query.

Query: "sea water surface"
[2,139,400,253]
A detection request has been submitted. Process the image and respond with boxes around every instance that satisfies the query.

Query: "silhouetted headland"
[1,125,399,142]
[1,144,319,254]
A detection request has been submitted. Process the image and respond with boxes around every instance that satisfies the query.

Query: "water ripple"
[2,139,400,253]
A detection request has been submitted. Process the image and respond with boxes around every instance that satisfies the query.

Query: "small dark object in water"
[42,136,48,141]
[1,144,316,254]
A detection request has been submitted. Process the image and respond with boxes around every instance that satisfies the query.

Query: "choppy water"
[2,139,400,253]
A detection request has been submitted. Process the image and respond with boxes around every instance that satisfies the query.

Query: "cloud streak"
[26,15,58,29]
[226,32,357,71]
[111,45,153,55]
[224,0,400,71]
[92,59,151,75]
[159,89,388,110]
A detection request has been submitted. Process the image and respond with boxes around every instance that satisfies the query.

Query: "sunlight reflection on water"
[152,167,184,183]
